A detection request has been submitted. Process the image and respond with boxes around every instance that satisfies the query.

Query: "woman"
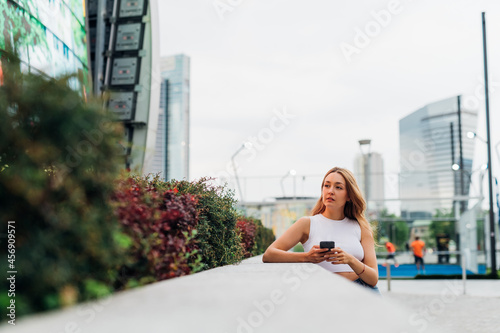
[262,167,379,291]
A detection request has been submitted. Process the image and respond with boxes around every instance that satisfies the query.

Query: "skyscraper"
[399,96,478,218]
[354,152,385,210]
[148,54,190,181]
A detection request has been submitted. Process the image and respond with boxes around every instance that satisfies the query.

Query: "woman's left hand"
[324,247,354,265]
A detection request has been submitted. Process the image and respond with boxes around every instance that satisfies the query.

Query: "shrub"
[0,62,125,316]
[236,217,257,258]
[252,218,275,255]
[236,216,275,257]
[111,175,201,287]
[145,177,244,269]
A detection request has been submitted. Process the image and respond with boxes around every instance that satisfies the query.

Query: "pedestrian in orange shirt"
[411,236,426,273]
[384,241,399,267]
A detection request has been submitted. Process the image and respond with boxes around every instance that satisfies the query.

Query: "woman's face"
[322,172,350,209]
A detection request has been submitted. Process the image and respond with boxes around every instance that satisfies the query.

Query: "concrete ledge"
[2,255,444,332]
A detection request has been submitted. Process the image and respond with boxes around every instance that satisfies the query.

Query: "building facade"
[0,0,89,92]
[148,54,190,180]
[399,96,478,218]
[353,151,385,210]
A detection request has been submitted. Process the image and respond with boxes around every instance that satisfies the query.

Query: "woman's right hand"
[303,245,328,263]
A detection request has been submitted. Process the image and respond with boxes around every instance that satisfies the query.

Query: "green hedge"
[0,62,125,316]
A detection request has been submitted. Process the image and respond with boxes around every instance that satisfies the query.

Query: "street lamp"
[467,131,487,143]
[280,169,297,198]
[231,142,252,203]
[481,12,497,276]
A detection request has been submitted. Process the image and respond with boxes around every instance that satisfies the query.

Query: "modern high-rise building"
[354,152,385,210]
[399,96,478,218]
[148,54,190,181]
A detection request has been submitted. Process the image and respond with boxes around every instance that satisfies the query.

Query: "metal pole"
[232,145,245,203]
[94,0,107,95]
[482,12,497,277]
[458,95,465,213]
[462,251,466,295]
[387,262,391,292]
[103,0,120,89]
[451,122,456,213]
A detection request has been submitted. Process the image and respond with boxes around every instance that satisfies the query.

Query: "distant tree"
[377,209,409,251]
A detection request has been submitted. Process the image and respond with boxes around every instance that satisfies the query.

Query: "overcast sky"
[156,0,500,207]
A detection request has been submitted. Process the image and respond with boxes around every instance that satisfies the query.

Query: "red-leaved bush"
[112,176,200,285]
[236,217,258,258]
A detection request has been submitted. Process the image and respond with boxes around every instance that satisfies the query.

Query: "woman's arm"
[262,217,328,263]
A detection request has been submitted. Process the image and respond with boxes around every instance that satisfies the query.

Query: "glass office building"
[399,96,478,218]
[149,54,190,181]
[0,0,90,92]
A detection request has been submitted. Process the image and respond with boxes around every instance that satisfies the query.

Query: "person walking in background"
[411,236,426,274]
[384,241,399,267]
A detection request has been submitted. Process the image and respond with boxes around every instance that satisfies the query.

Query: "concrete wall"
[1,256,444,333]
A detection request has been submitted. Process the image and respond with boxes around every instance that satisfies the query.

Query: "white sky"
[157,0,500,208]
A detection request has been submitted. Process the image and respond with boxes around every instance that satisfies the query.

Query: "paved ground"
[378,280,500,333]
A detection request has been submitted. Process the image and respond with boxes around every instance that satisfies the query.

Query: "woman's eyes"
[324,185,343,190]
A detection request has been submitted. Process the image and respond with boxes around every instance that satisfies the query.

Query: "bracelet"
[356,264,366,276]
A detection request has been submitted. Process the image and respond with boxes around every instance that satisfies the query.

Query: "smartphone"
[320,241,335,250]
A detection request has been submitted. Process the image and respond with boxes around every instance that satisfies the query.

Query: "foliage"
[148,177,245,269]
[376,209,409,251]
[236,216,275,258]
[0,62,125,317]
[236,217,257,258]
[429,209,456,249]
[251,217,275,255]
[111,175,202,287]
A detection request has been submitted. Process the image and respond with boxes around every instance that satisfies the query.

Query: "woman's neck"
[321,208,345,221]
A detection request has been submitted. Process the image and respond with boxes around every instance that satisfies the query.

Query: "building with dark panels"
[87,0,161,173]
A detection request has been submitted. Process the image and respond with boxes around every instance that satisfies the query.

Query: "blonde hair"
[311,167,373,235]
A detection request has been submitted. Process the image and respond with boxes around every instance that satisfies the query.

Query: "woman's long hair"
[311,167,373,235]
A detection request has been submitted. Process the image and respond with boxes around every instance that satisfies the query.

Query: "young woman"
[262,167,379,291]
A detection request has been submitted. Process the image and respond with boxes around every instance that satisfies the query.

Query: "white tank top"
[302,214,364,273]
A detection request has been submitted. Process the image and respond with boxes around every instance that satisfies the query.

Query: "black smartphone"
[320,241,335,250]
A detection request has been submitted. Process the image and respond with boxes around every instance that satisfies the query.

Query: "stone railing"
[1,255,443,332]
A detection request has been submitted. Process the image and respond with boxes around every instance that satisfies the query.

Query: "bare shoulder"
[294,216,310,229]
[294,216,311,243]
[360,224,375,242]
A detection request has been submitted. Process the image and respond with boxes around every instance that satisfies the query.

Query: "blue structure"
[378,264,487,278]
